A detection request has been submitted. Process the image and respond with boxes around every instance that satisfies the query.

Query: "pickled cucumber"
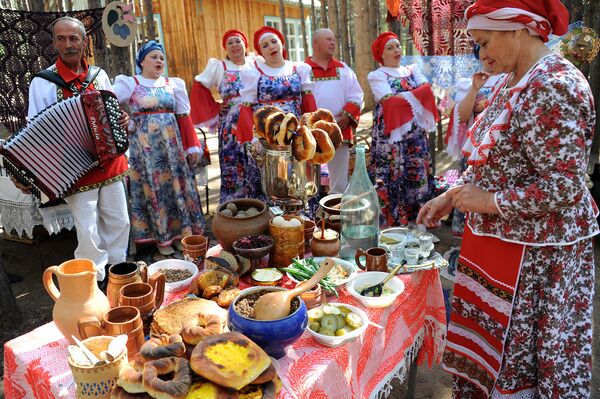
[319,327,336,336]
[335,327,351,336]
[309,321,321,332]
[320,314,339,331]
[345,312,362,329]
[308,307,324,322]
[335,314,346,330]
[322,304,341,315]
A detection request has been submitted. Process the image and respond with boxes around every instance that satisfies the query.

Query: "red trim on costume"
[301,92,317,113]
[382,95,414,135]
[235,103,254,143]
[304,57,345,78]
[443,224,526,394]
[343,102,361,126]
[189,80,220,126]
[177,114,200,151]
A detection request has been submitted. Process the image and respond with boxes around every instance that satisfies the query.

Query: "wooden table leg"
[406,351,419,399]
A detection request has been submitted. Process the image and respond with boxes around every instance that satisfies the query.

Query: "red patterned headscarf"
[222,29,248,49]
[371,32,400,64]
[253,26,288,59]
[465,0,569,42]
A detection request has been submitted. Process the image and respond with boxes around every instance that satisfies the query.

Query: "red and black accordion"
[0,90,128,203]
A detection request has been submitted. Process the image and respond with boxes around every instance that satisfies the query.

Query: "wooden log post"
[299,0,309,58]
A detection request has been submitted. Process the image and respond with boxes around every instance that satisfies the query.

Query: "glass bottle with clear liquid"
[340,144,380,260]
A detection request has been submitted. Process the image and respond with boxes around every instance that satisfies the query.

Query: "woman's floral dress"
[218,63,263,201]
[127,77,205,246]
[451,54,598,398]
[370,71,435,227]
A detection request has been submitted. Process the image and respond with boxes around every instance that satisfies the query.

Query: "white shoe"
[173,241,184,252]
[157,245,175,256]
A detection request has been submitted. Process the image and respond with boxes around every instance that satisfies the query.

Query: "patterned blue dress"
[218,62,263,202]
[370,71,435,227]
[126,77,205,246]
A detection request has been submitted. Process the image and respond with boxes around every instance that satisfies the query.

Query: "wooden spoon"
[254,258,336,321]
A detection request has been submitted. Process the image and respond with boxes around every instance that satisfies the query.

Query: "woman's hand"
[451,184,499,214]
[187,153,199,168]
[416,188,458,228]
[471,72,490,92]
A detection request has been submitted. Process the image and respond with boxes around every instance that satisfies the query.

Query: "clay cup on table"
[106,261,149,308]
[77,306,145,357]
[355,247,388,272]
[181,235,208,269]
[118,272,165,335]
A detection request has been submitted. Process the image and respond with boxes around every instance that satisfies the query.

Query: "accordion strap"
[34,66,101,94]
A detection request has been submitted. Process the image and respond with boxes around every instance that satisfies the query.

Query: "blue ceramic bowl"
[228,286,308,359]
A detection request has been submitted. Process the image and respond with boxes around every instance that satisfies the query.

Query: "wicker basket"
[269,215,305,267]
[68,336,128,399]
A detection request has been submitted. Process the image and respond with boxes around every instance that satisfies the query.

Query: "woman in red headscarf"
[189,29,255,202]
[417,1,597,397]
[367,32,439,226]
[235,26,317,200]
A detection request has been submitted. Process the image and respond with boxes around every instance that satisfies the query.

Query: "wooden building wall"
[153,0,308,89]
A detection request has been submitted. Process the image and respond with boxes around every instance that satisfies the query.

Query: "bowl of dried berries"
[148,259,199,292]
[232,234,274,271]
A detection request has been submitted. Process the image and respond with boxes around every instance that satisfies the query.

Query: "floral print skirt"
[451,238,594,398]
[369,117,435,227]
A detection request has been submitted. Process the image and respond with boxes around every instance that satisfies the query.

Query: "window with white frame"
[264,16,312,62]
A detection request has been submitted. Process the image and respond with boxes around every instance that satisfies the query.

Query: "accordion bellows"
[0,90,128,203]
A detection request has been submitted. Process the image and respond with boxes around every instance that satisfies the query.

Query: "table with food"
[3,107,448,399]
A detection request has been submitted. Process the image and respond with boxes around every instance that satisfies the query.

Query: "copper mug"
[355,247,389,272]
[77,306,145,357]
[107,261,149,308]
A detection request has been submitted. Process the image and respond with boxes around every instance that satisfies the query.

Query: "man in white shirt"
[305,29,364,194]
[17,17,130,288]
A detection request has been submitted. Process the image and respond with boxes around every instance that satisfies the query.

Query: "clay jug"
[106,261,148,308]
[212,198,272,251]
[43,258,110,344]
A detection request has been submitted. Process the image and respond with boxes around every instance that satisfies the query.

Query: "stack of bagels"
[253,106,343,164]
[114,298,280,398]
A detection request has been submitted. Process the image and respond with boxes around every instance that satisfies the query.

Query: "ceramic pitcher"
[106,261,148,308]
[43,258,110,343]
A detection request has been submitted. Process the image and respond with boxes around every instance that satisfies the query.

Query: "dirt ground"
[1,125,599,398]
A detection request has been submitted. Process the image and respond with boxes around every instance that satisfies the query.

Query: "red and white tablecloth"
[4,247,446,399]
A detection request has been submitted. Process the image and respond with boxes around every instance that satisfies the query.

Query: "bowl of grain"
[147,259,199,292]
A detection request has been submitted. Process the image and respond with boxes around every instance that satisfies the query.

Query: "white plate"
[390,252,448,273]
[285,257,358,287]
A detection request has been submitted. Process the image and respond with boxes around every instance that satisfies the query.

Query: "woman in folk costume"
[237,26,317,200]
[367,32,439,227]
[189,29,254,202]
[114,41,205,257]
[447,53,503,237]
[418,1,597,397]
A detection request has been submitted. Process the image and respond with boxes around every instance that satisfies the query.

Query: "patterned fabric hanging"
[0,8,104,135]
[387,0,475,56]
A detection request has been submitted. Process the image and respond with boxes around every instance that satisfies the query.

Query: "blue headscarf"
[135,40,165,74]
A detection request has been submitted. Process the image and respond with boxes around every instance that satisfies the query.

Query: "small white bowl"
[305,303,369,347]
[147,259,199,292]
[346,272,405,308]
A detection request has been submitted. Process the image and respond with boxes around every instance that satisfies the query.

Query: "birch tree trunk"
[340,0,351,65]
[143,0,157,41]
[279,0,289,54]
[321,0,329,28]
[299,0,309,57]
[353,0,374,110]
[311,0,318,28]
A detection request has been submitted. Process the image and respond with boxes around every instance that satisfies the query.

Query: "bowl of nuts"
[147,259,199,292]
[211,199,272,251]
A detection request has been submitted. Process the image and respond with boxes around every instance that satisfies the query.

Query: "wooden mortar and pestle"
[254,258,335,321]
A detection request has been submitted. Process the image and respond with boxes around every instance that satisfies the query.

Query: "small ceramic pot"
[212,199,271,251]
[310,229,340,257]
